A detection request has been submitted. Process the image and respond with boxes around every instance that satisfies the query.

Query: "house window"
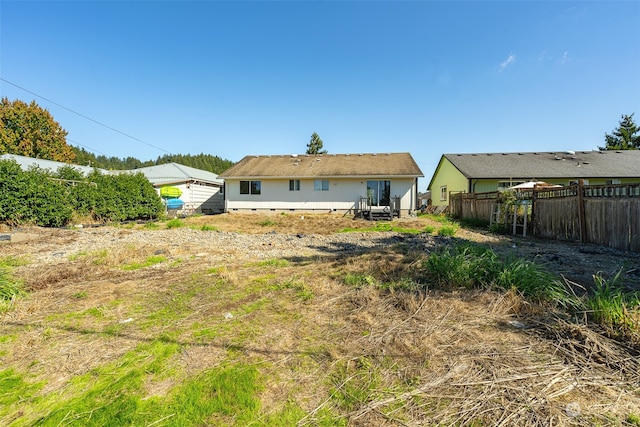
[440,185,447,201]
[240,180,261,195]
[497,181,524,191]
[606,179,621,185]
[314,179,329,191]
[366,180,391,206]
[569,180,589,186]
[289,179,300,191]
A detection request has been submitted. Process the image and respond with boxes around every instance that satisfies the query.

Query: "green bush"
[0,160,72,226]
[0,159,164,226]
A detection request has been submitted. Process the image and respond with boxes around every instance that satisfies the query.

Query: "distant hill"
[72,146,235,174]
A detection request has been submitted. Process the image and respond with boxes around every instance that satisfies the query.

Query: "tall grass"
[423,244,577,308]
[586,269,640,332]
[0,263,25,313]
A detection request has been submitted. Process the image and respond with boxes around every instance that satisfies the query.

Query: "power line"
[0,77,171,155]
[66,139,109,157]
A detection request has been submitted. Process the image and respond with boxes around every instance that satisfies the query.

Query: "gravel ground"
[3,223,639,292]
[5,226,449,264]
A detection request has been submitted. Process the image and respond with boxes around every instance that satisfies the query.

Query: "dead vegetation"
[1,213,639,426]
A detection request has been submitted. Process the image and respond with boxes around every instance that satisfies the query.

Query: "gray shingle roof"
[443,150,640,179]
[132,163,222,185]
[0,155,222,185]
[0,153,110,175]
[218,153,424,179]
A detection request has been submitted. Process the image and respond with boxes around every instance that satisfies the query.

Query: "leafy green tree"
[599,113,640,150]
[306,132,327,154]
[0,98,76,162]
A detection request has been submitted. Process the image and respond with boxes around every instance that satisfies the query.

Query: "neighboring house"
[0,154,224,214]
[130,163,224,214]
[217,152,424,215]
[0,153,110,175]
[428,150,640,206]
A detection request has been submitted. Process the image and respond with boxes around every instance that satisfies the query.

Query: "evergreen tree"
[599,113,640,150]
[306,132,327,154]
[69,146,234,174]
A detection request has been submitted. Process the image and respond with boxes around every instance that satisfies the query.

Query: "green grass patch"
[165,218,185,229]
[143,221,160,229]
[586,269,640,332]
[157,364,262,426]
[436,224,458,236]
[259,219,277,226]
[0,268,25,313]
[330,357,381,412]
[29,340,179,426]
[0,368,45,410]
[627,413,640,426]
[138,282,203,329]
[207,265,227,274]
[340,222,423,234]
[423,225,436,234]
[0,255,28,268]
[344,273,378,288]
[419,213,452,223]
[199,224,218,231]
[121,255,167,271]
[275,278,315,301]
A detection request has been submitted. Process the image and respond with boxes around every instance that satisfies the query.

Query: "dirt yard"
[1,213,639,426]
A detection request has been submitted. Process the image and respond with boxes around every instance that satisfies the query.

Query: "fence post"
[530,188,537,237]
[577,180,587,243]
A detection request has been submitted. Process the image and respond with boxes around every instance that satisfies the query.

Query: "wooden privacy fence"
[450,182,640,253]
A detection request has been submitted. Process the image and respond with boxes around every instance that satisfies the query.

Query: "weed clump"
[586,269,640,334]
[0,268,24,312]
[423,244,576,308]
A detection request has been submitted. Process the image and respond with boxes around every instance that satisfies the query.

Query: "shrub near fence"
[450,182,640,253]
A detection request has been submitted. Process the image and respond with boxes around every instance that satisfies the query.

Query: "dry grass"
[1,213,639,426]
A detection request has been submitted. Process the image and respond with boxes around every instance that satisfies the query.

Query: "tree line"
[72,147,235,174]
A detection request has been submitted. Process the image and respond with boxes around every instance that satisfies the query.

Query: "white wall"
[225,177,418,214]
[157,182,224,214]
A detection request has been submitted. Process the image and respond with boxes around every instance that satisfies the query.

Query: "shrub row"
[0,159,164,227]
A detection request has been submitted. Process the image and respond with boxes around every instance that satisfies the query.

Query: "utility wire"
[66,138,110,157]
[0,77,171,155]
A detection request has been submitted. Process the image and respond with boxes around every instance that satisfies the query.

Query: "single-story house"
[217,152,424,216]
[428,150,640,206]
[132,163,224,214]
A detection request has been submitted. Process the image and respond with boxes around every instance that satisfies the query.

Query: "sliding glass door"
[366,180,391,206]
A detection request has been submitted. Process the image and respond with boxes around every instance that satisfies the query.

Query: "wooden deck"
[358,196,401,220]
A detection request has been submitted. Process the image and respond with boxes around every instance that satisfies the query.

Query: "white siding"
[225,178,418,214]
[157,182,224,214]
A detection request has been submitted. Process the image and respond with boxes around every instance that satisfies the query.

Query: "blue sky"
[1,1,639,189]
